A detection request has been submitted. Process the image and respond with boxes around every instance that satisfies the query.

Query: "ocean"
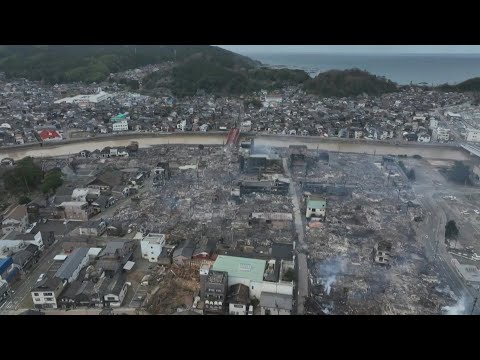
[246,53,480,85]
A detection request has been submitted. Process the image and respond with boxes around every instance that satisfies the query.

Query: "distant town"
[1,57,480,316]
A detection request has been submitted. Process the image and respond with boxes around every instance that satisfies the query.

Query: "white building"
[71,188,100,202]
[466,129,480,143]
[446,112,462,120]
[211,255,293,300]
[433,127,450,142]
[417,134,431,143]
[31,277,65,309]
[306,198,326,220]
[263,94,283,107]
[429,118,438,130]
[54,88,112,105]
[112,120,128,132]
[240,120,252,132]
[141,233,166,262]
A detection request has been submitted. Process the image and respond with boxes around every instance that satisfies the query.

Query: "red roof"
[38,129,61,141]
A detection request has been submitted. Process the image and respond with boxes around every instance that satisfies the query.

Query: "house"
[87,170,125,192]
[199,268,228,314]
[2,205,28,234]
[192,237,217,259]
[91,195,115,211]
[466,129,480,143]
[78,220,107,236]
[260,292,293,315]
[374,240,392,265]
[306,198,326,220]
[417,134,431,143]
[13,231,44,250]
[79,150,91,158]
[37,129,62,142]
[227,283,250,315]
[58,201,94,221]
[101,273,129,307]
[12,244,40,271]
[31,277,65,309]
[57,280,84,309]
[97,240,135,275]
[106,222,126,237]
[54,247,89,283]
[240,120,252,132]
[141,233,166,262]
[172,239,196,266]
[72,188,100,202]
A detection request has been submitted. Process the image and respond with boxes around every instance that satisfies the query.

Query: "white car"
[475,210,480,215]
[37,273,46,282]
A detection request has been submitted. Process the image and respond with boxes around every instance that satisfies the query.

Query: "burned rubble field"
[110,145,293,251]
[288,150,458,315]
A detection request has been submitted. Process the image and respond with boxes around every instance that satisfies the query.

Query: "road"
[0,239,64,313]
[411,162,480,313]
[283,158,308,315]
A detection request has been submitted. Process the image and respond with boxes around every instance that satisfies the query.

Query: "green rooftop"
[111,113,127,122]
[307,199,326,209]
[212,255,266,282]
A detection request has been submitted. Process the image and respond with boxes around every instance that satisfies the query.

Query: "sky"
[217,45,480,54]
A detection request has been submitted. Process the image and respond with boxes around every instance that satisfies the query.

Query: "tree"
[250,297,260,308]
[18,195,31,204]
[445,220,459,240]
[2,157,42,194]
[41,169,63,194]
[283,268,295,282]
[449,161,471,184]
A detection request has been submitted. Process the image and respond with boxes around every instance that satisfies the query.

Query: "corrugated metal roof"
[55,247,89,280]
[212,255,266,282]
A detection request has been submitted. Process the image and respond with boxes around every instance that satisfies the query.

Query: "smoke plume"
[316,257,347,296]
[442,295,467,315]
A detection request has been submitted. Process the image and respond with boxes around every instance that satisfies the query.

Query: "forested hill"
[0,46,402,98]
[305,68,399,97]
[0,45,259,84]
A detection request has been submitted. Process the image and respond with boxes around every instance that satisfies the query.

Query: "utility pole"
[471,297,478,315]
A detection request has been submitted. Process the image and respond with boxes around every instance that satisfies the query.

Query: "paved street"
[411,162,480,314]
[283,158,308,315]
[0,239,64,313]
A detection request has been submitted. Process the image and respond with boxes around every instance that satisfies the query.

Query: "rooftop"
[260,292,293,311]
[142,233,165,244]
[307,199,326,209]
[207,270,227,284]
[212,255,266,282]
[55,247,89,280]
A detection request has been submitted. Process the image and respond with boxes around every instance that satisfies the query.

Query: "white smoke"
[316,257,347,296]
[442,295,467,315]
[323,276,336,295]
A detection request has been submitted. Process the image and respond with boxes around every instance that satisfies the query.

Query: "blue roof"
[0,257,12,275]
